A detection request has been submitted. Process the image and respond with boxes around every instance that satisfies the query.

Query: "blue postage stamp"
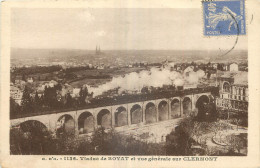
[203,0,246,36]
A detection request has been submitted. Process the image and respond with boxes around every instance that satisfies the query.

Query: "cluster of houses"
[10,79,83,106]
[161,58,246,72]
[175,62,241,72]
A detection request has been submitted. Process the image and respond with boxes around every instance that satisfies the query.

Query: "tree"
[141,86,149,94]
[10,121,55,155]
[33,91,42,112]
[209,122,222,139]
[90,128,165,155]
[54,83,62,91]
[79,87,88,106]
[165,117,201,155]
[192,122,208,144]
[43,86,59,108]
[21,86,33,113]
[209,121,230,144]
[191,61,196,67]
[34,91,40,105]
[222,99,232,120]
[217,64,224,71]
[10,97,20,117]
[65,93,73,108]
[226,134,246,154]
[204,102,218,121]
[207,72,211,79]
[22,74,26,81]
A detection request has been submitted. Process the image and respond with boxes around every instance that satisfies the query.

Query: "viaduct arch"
[78,112,94,134]
[183,97,192,116]
[57,114,75,135]
[145,102,157,124]
[158,100,168,121]
[19,120,48,134]
[170,99,181,119]
[130,104,142,124]
[196,95,211,121]
[115,106,128,127]
[97,109,111,129]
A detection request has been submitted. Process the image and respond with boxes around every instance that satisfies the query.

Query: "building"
[27,77,34,83]
[216,71,248,112]
[40,80,58,90]
[49,80,58,87]
[97,64,105,70]
[223,63,239,71]
[71,88,81,98]
[212,63,218,69]
[10,86,23,105]
[229,63,239,71]
[31,90,44,98]
[196,69,206,78]
[15,79,26,85]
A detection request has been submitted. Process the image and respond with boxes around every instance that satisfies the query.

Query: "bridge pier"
[111,107,115,127]
[142,102,145,124]
[191,94,197,112]
[156,103,159,122]
[167,99,171,120]
[180,99,184,117]
[127,104,131,126]
[74,111,79,136]
[93,109,99,131]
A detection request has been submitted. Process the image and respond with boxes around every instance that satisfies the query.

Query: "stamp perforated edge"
[201,0,248,38]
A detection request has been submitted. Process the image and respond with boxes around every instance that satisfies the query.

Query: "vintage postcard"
[1,0,260,167]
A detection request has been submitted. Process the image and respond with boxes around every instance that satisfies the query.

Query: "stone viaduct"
[11,89,215,138]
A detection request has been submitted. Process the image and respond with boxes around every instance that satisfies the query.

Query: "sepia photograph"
[1,0,260,167]
[7,2,251,157]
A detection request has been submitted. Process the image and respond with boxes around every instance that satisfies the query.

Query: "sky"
[11,8,247,50]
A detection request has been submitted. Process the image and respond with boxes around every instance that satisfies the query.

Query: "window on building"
[223,82,230,93]
[243,88,246,96]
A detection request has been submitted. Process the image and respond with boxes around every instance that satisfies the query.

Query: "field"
[69,67,147,88]
[70,78,111,88]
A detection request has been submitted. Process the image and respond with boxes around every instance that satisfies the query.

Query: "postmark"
[203,0,246,36]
